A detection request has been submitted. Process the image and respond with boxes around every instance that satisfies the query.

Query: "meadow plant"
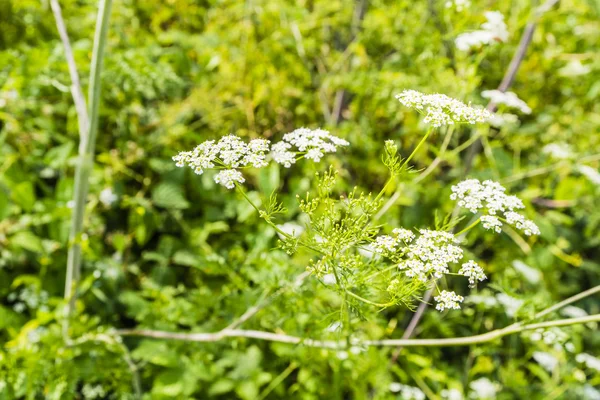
[173,90,539,316]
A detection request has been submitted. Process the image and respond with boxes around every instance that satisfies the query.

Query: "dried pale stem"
[63,0,113,339]
[117,314,600,349]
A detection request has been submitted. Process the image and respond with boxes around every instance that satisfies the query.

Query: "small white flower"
[480,215,502,233]
[396,90,492,126]
[576,353,600,372]
[456,11,508,52]
[271,128,349,167]
[488,113,519,128]
[469,378,500,399]
[459,260,487,287]
[214,169,245,189]
[442,388,464,400]
[451,179,539,236]
[435,290,464,311]
[481,90,531,114]
[99,187,118,207]
[532,351,558,372]
[389,384,426,400]
[336,351,349,360]
[542,143,573,160]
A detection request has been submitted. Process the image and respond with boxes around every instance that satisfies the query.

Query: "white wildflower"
[404,230,464,280]
[542,143,573,160]
[480,215,502,233]
[504,211,540,236]
[99,187,118,207]
[442,388,464,400]
[272,127,349,167]
[578,165,600,185]
[496,293,523,317]
[532,351,558,372]
[451,179,539,236]
[576,353,600,372]
[173,135,271,188]
[396,90,492,126]
[488,113,519,128]
[456,11,508,52]
[481,90,531,114]
[326,321,342,332]
[389,383,425,400]
[214,169,245,189]
[392,228,416,242]
[459,260,487,287]
[469,378,500,399]
[558,60,591,77]
[435,290,464,311]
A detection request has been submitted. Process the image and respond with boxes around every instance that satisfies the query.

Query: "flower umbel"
[451,179,540,236]
[396,90,492,127]
[272,128,349,167]
[173,135,270,188]
[435,290,464,311]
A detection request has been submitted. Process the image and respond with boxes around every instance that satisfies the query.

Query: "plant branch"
[117,314,599,349]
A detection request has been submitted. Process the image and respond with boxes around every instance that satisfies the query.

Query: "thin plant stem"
[346,290,391,308]
[455,217,481,236]
[234,184,325,255]
[117,314,600,349]
[64,0,113,339]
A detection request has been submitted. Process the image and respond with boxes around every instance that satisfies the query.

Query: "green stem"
[401,127,433,169]
[455,217,481,236]
[345,290,391,308]
[64,0,113,339]
[235,184,324,255]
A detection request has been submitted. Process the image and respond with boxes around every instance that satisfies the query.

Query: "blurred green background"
[0,0,599,398]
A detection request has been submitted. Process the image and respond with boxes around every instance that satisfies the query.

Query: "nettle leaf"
[151,181,190,209]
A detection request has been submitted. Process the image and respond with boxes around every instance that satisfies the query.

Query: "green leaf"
[11,181,35,212]
[10,231,44,253]
[151,182,190,209]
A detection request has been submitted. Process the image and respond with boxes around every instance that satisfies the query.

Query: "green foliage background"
[0,0,599,398]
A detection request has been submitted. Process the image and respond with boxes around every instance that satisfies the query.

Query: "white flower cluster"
[173,130,349,188]
[458,260,487,287]
[396,90,492,127]
[370,228,489,311]
[542,143,573,160]
[371,228,415,254]
[435,290,465,311]
[576,353,600,372]
[401,230,464,281]
[389,383,426,400]
[455,11,509,52]
[272,127,349,167]
[469,378,500,399]
[451,179,540,236]
[481,89,531,114]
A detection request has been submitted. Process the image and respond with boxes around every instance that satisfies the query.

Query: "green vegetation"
[0,0,599,398]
